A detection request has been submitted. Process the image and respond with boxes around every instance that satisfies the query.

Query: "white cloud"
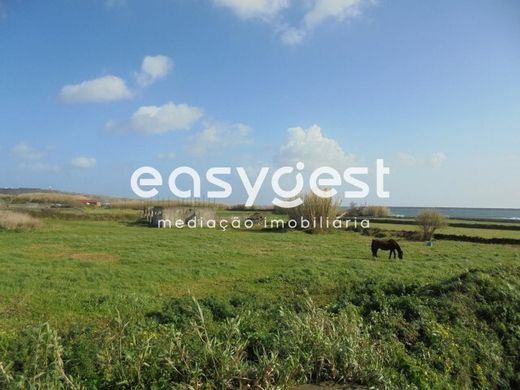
[107,102,203,134]
[213,0,372,45]
[136,55,174,87]
[429,152,447,168]
[157,152,176,160]
[191,122,253,155]
[275,124,354,169]
[212,0,289,19]
[70,157,97,169]
[397,152,447,168]
[11,143,46,160]
[60,75,133,103]
[304,0,365,30]
[397,152,418,166]
[280,26,306,45]
[281,0,370,45]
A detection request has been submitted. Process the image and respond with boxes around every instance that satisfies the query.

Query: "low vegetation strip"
[0,266,518,389]
[372,218,520,231]
[434,233,520,245]
[0,210,41,231]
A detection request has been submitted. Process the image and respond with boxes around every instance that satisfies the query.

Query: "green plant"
[416,210,448,240]
[287,191,340,232]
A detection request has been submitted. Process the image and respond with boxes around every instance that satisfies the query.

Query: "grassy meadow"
[0,207,519,388]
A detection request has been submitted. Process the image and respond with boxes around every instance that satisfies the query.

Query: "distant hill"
[0,188,64,195]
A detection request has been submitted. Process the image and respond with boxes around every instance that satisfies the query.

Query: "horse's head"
[398,250,403,259]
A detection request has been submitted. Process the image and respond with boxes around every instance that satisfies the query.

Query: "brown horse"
[371,239,403,259]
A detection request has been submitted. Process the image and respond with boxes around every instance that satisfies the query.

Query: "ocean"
[389,207,520,220]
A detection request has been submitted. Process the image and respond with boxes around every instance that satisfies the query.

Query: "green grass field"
[0,211,519,388]
[0,216,518,331]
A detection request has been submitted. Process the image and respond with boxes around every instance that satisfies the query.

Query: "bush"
[415,210,447,240]
[287,191,340,232]
[342,203,390,218]
[361,205,390,217]
[0,210,41,231]
[1,267,519,389]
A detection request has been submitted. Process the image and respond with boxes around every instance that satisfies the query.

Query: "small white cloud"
[11,143,46,160]
[107,101,203,135]
[60,75,133,103]
[191,122,253,155]
[136,55,174,87]
[429,152,447,168]
[397,152,418,166]
[304,0,365,30]
[70,157,97,169]
[275,125,354,169]
[212,0,289,20]
[280,26,306,45]
[157,152,176,160]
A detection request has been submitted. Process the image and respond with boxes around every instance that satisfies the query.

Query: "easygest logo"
[130,159,390,208]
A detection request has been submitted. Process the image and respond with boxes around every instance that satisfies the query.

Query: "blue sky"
[1,0,519,207]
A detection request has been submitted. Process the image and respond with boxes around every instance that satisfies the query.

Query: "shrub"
[287,191,340,232]
[342,203,390,218]
[0,210,41,231]
[361,205,390,217]
[415,210,447,240]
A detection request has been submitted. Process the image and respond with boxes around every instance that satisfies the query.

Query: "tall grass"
[0,210,41,230]
[287,191,340,232]
[1,266,519,388]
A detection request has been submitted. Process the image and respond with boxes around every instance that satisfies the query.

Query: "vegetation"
[0,266,518,389]
[416,210,448,240]
[344,203,390,218]
[0,209,518,388]
[0,210,41,231]
[287,191,340,232]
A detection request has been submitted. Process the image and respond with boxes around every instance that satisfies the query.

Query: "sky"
[0,0,519,208]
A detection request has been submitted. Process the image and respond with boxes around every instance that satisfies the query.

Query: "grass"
[0,210,519,388]
[0,216,519,330]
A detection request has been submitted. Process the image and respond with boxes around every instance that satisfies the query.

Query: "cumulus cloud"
[70,156,97,169]
[397,152,418,167]
[212,0,289,19]
[107,102,203,134]
[398,152,447,168]
[60,75,133,103]
[304,0,365,30]
[191,122,253,155]
[429,152,447,168]
[213,0,372,44]
[275,125,354,169]
[136,55,174,87]
[281,0,369,45]
[11,143,46,160]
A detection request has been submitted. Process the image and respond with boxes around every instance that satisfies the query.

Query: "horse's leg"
[388,250,392,259]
